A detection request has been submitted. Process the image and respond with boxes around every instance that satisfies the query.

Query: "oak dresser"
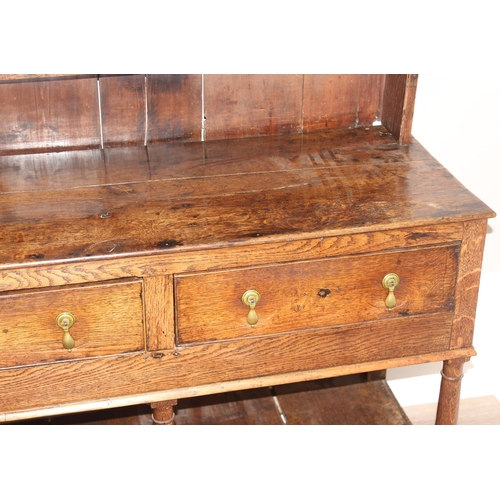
[0,74,495,424]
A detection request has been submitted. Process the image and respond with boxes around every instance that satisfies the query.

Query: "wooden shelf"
[0,127,493,272]
[9,375,411,425]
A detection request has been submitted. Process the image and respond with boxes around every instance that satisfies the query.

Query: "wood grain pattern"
[143,275,175,351]
[175,388,283,425]
[0,148,105,193]
[0,74,416,152]
[0,313,453,414]
[1,125,411,192]
[358,74,386,125]
[0,75,97,83]
[16,386,500,425]
[99,75,146,147]
[0,74,494,425]
[1,125,438,195]
[0,127,430,192]
[18,404,155,425]
[0,346,476,422]
[436,357,468,424]
[0,77,101,154]
[0,223,463,293]
[0,131,493,267]
[11,374,418,425]
[176,246,458,344]
[450,219,488,348]
[381,74,418,145]
[204,74,303,140]
[274,377,411,425]
[0,160,487,264]
[146,74,202,143]
[175,375,411,425]
[0,279,144,368]
[151,399,177,424]
[302,74,360,131]
[102,145,151,184]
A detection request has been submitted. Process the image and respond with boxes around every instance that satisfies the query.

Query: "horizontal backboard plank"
[100,75,146,147]
[0,77,101,153]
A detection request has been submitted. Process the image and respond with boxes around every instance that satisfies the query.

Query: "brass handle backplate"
[241,290,261,327]
[382,273,400,310]
[56,312,76,351]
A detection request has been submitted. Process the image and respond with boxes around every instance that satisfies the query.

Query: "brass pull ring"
[382,273,400,310]
[56,312,76,351]
[241,290,261,327]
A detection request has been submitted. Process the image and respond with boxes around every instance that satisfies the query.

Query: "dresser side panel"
[450,219,489,348]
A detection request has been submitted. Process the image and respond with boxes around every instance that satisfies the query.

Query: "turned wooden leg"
[151,399,178,425]
[435,358,468,425]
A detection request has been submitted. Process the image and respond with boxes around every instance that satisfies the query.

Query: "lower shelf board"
[269,375,411,425]
[8,374,412,425]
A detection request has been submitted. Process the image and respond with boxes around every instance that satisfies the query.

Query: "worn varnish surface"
[9,375,411,425]
[382,75,418,145]
[0,279,145,368]
[175,375,411,425]
[273,376,411,425]
[143,275,175,351]
[0,78,101,154]
[18,387,500,425]
[0,127,493,268]
[146,74,202,143]
[302,75,385,132]
[99,75,146,147]
[450,219,488,348]
[0,223,463,293]
[0,74,414,150]
[436,357,468,424]
[0,75,495,423]
[0,313,454,414]
[203,75,303,140]
[176,245,458,344]
[0,127,429,192]
[174,387,283,425]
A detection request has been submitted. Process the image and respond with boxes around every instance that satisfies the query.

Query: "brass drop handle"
[241,290,261,327]
[56,312,76,351]
[382,273,400,310]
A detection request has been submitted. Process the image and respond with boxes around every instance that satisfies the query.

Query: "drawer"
[0,279,145,368]
[175,245,458,344]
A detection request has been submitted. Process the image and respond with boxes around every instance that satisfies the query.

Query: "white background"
[387,74,500,407]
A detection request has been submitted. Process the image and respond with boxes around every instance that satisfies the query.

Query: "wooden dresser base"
[0,74,495,426]
[8,374,412,425]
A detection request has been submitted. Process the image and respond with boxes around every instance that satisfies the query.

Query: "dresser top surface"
[0,126,495,268]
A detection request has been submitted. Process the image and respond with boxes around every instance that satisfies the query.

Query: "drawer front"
[175,246,458,344]
[0,279,145,368]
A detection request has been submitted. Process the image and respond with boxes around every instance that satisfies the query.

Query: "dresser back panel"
[0,74,415,154]
[0,77,101,154]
